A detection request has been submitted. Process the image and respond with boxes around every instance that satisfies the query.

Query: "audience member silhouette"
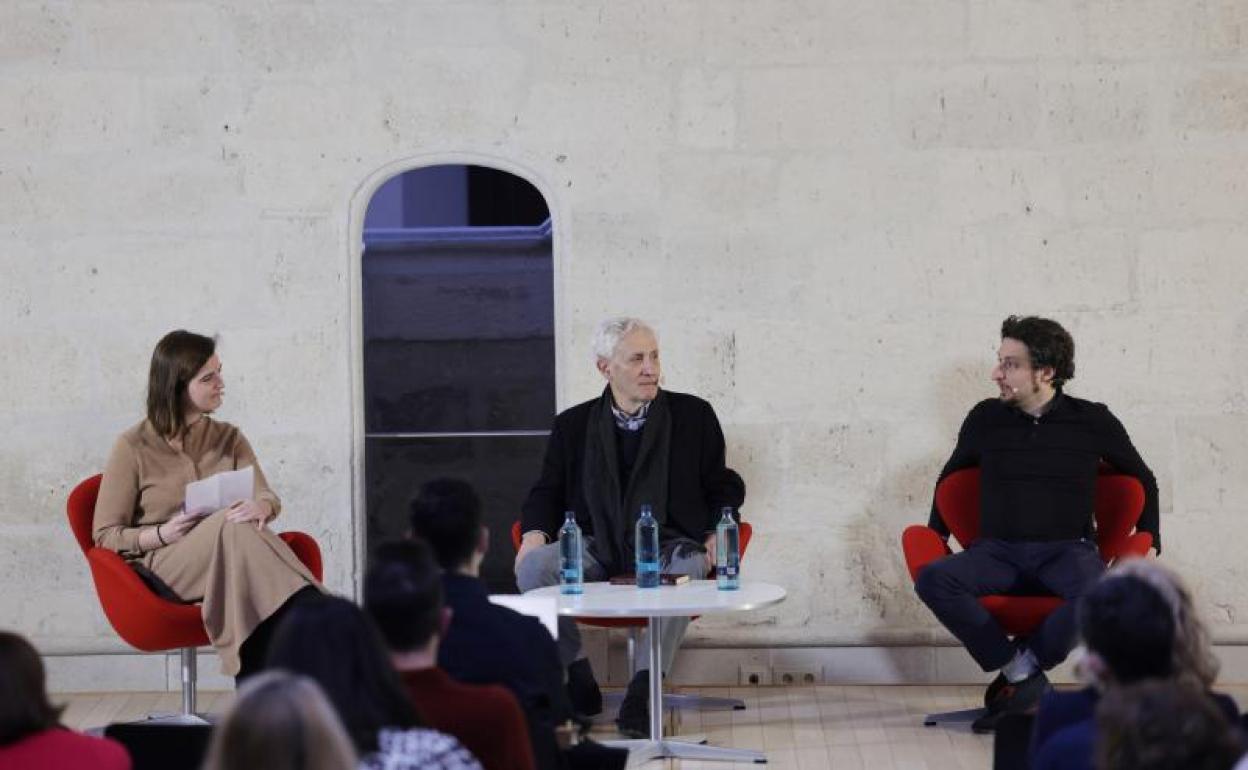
[1094,679,1245,770]
[265,594,481,770]
[365,540,535,770]
[0,631,130,770]
[407,478,627,770]
[201,670,356,770]
[1031,560,1237,770]
[406,478,570,767]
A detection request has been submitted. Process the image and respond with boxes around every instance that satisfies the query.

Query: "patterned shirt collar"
[611,399,651,432]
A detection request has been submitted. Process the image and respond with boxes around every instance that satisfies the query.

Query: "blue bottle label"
[636,562,660,588]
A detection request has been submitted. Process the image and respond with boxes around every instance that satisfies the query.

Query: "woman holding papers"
[93,330,321,680]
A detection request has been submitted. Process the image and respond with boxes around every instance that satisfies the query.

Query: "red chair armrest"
[279,531,323,582]
[902,525,951,582]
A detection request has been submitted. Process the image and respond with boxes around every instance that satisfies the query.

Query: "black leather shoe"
[615,670,650,738]
[984,672,1008,707]
[567,658,603,717]
[971,672,1050,734]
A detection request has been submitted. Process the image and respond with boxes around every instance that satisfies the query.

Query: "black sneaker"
[971,672,1050,734]
[615,670,650,738]
[566,658,603,717]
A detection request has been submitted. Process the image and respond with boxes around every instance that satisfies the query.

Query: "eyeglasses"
[996,357,1030,373]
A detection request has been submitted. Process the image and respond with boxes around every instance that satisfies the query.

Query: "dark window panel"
[362,245,554,434]
[467,166,549,226]
[363,337,555,433]
[365,435,549,594]
[362,249,554,342]
[361,165,554,593]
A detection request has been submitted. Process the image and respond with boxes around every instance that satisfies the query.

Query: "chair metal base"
[137,712,213,725]
[605,736,766,765]
[923,706,987,726]
[179,647,197,715]
[601,691,746,714]
[664,693,746,711]
[131,646,206,723]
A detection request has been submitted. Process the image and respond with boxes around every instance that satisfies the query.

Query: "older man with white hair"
[516,317,745,736]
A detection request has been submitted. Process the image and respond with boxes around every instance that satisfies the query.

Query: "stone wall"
[2,1,1247,667]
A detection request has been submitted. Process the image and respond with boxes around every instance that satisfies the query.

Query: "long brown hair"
[266,595,421,754]
[0,631,63,745]
[146,330,215,437]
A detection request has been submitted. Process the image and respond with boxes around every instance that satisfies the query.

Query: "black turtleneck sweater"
[928,392,1161,552]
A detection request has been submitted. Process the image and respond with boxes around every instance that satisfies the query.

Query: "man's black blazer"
[520,388,745,547]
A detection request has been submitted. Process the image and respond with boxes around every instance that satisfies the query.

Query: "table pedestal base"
[533,583,786,764]
[621,616,767,764]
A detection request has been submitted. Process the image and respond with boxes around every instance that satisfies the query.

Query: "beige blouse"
[93,416,282,557]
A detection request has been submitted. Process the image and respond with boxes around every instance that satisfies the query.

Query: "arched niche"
[352,161,558,593]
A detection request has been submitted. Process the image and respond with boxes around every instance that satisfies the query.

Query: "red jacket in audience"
[400,667,535,770]
[0,727,131,770]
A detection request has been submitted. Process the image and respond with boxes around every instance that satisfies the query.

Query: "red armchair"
[510,520,754,713]
[902,467,1151,725]
[67,474,323,714]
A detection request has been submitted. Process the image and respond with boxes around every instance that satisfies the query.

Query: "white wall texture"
[3,1,1248,680]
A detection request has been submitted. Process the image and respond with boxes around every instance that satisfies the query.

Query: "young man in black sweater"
[915,316,1159,733]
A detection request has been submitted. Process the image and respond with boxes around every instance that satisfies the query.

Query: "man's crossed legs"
[915,538,1104,731]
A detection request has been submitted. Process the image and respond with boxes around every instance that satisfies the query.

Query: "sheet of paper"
[217,465,254,508]
[184,466,254,516]
[489,594,559,640]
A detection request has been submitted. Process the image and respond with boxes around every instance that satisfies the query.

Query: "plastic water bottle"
[558,510,583,595]
[716,507,740,590]
[635,504,660,588]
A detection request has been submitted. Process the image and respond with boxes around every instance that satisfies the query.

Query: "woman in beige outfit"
[93,330,322,679]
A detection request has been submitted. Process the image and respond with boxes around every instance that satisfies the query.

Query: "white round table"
[528,579,786,765]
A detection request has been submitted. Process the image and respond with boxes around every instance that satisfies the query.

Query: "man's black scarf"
[581,387,672,574]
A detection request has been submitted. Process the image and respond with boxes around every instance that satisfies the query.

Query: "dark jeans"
[914,539,1104,672]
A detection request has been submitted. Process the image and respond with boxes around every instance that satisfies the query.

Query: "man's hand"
[703,532,717,575]
[514,531,548,573]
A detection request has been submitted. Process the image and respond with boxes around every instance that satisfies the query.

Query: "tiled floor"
[56,689,236,731]
[52,683,1248,769]
[643,685,994,769]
